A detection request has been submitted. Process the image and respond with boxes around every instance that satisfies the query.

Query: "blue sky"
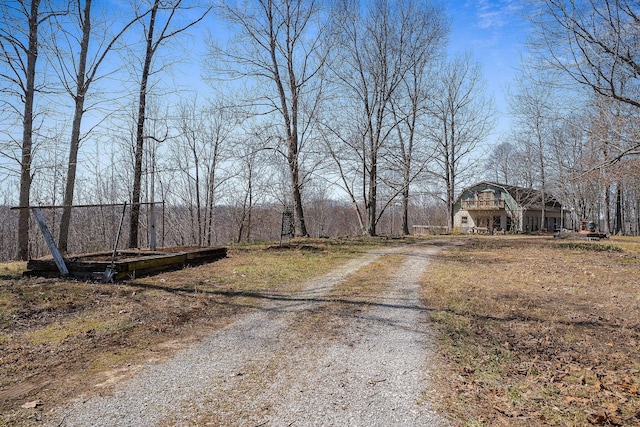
[448,0,528,141]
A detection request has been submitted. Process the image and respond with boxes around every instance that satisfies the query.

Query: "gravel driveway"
[48,244,450,426]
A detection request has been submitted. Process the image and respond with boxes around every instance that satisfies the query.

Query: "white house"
[453,182,564,233]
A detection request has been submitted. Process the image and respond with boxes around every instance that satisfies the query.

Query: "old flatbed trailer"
[25,246,227,281]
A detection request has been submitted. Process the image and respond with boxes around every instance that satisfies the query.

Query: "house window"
[461,216,468,224]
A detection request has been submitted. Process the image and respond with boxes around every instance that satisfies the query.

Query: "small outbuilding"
[453,182,564,234]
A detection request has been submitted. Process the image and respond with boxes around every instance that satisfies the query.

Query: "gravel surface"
[47,244,450,426]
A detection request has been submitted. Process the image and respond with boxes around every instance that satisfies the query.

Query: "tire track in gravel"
[48,244,450,427]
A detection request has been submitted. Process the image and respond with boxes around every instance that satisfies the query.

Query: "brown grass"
[4,235,638,426]
[0,239,378,426]
[422,236,640,426]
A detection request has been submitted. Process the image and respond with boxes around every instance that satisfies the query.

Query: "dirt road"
[48,244,450,426]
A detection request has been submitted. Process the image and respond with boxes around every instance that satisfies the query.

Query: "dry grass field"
[422,235,640,426]
[1,235,638,426]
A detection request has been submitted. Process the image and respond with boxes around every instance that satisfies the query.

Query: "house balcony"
[461,199,505,210]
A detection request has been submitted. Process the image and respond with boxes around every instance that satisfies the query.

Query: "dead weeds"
[422,236,640,426]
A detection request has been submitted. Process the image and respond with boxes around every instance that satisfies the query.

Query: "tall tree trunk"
[447,179,455,231]
[603,184,611,235]
[537,121,547,231]
[17,0,41,260]
[206,165,216,246]
[269,13,308,238]
[447,124,455,232]
[615,182,623,235]
[205,128,223,246]
[401,114,414,236]
[191,145,202,246]
[129,0,158,248]
[290,164,308,237]
[58,0,92,253]
[401,186,409,236]
[127,2,207,248]
[367,147,377,236]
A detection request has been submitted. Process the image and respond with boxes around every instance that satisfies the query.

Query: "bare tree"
[508,70,564,231]
[208,0,331,238]
[583,93,636,233]
[485,141,519,184]
[0,0,65,259]
[201,100,237,245]
[230,133,275,242]
[173,97,206,245]
[128,0,210,248]
[325,0,446,236]
[52,0,145,253]
[169,96,236,246]
[389,6,447,235]
[426,53,495,231]
[529,0,640,159]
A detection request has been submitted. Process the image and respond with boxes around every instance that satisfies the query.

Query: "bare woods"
[2,1,640,260]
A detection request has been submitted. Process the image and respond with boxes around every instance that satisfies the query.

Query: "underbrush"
[557,242,623,252]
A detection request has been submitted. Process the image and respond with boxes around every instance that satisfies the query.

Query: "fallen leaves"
[20,400,41,409]
[424,236,640,426]
[587,407,624,426]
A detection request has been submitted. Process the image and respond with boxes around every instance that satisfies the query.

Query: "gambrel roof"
[455,181,562,211]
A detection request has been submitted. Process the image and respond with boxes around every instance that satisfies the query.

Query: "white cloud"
[474,0,520,30]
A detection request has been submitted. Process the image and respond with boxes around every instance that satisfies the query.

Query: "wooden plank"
[31,208,69,276]
[117,253,187,279]
[185,247,227,264]
[125,253,185,269]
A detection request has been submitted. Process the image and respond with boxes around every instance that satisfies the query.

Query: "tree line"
[487,0,640,236]
[1,0,639,261]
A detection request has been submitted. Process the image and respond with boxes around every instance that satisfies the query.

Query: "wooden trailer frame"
[25,247,227,281]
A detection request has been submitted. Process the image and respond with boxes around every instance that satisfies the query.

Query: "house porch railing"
[461,199,505,210]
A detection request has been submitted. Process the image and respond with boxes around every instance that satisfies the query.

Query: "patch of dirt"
[0,382,41,402]
[265,244,325,251]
